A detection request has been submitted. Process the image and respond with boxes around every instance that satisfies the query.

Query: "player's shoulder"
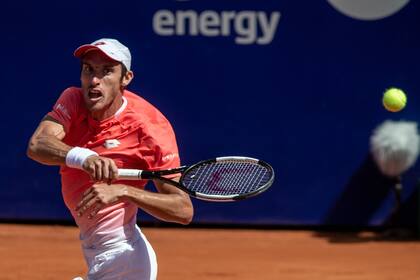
[124,90,168,121]
[60,86,83,101]
[124,90,152,107]
[56,87,86,118]
[62,86,82,95]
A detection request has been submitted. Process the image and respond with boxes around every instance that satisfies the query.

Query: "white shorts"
[80,220,157,280]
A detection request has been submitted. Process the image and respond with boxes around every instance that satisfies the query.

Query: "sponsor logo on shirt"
[55,103,71,120]
[104,139,121,149]
[162,153,178,162]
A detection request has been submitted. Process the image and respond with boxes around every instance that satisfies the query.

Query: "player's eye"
[82,65,93,74]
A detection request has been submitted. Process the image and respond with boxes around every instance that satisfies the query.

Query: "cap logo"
[94,42,106,46]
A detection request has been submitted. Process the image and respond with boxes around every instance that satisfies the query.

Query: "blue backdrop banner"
[1,0,419,227]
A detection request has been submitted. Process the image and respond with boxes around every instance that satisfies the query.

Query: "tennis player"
[27,38,194,279]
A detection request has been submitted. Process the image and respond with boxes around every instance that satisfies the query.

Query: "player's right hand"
[82,155,119,183]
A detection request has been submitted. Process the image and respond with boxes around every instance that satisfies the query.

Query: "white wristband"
[65,147,98,169]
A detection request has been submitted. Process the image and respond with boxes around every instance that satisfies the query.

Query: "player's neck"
[91,95,125,121]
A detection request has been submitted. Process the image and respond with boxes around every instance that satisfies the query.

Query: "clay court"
[1,223,419,280]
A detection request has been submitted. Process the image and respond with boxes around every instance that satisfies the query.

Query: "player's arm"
[26,115,71,165]
[75,178,194,225]
[126,178,193,224]
[27,116,119,181]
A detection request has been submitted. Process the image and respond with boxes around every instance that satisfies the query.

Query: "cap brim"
[74,45,117,62]
[74,45,101,58]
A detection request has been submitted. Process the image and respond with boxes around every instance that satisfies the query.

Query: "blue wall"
[1,0,419,227]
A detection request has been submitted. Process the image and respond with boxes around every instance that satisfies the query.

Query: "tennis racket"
[118,156,274,202]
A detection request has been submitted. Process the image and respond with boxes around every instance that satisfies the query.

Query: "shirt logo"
[162,153,178,162]
[55,103,71,120]
[104,139,121,149]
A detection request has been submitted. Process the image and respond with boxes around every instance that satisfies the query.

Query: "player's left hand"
[75,183,127,219]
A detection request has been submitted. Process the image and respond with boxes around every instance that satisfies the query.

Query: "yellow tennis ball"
[382,88,406,112]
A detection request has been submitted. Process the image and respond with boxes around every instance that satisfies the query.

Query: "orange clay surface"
[1,224,420,280]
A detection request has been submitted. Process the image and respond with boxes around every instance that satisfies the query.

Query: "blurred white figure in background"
[370,120,420,238]
[370,120,420,178]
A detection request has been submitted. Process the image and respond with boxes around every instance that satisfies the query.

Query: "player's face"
[80,50,125,120]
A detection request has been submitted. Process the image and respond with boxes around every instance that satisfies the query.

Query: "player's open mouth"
[88,90,103,101]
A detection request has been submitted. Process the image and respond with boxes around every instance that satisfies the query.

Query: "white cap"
[74,38,131,70]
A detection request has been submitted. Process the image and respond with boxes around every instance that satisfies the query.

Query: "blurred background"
[1,0,419,230]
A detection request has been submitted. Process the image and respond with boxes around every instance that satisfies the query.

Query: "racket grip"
[118,169,144,180]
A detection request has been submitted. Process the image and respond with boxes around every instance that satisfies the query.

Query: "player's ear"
[122,70,134,87]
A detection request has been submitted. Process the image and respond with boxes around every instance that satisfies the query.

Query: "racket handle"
[118,169,144,180]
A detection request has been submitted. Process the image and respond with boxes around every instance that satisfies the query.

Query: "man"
[27,38,194,279]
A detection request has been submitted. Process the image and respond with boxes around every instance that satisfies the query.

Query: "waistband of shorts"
[80,217,141,250]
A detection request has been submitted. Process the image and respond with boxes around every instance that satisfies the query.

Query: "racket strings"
[235,162,269,194]
[224,161,257,194]
[183,160,272,196]
[218,161,269,194]
[237,162,263,193]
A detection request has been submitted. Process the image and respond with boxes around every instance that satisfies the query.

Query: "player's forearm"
[27,134,71,166]
[121,185,193,225]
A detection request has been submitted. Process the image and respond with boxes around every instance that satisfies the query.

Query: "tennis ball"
[382,87,406,112]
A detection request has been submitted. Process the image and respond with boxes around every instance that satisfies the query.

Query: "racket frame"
[118,156,275,202]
